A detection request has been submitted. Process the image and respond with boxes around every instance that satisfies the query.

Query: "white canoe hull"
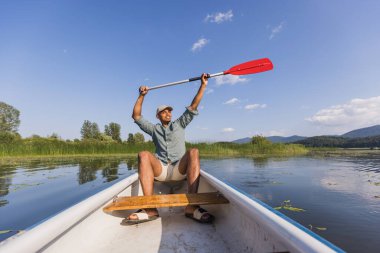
[0,170,345,253]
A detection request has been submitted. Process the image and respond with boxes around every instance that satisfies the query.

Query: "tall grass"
[0,138,154,157]
[187,141,308,157]
[0,137,308,157]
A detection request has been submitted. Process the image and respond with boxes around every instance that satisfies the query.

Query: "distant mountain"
[231,125,380,146]
[294,125,380,147]
[232,135,306,144]
[341,125,380,138]
[294,135,380,148]
[232,137,251,144]
[267,135,307,143]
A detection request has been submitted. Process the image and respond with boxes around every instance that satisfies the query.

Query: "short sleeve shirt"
[134,107,198,164]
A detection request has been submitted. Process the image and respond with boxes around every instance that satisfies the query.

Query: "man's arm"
[132,86,149,121]
[188,73,208,111]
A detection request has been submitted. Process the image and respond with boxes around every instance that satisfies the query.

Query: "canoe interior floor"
[145,206,230,253]
[43,205,230,253]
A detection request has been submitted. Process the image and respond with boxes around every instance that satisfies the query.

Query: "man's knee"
[138,151,151,162]
[188,148,199,158]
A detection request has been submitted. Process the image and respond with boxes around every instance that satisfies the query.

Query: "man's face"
[157,109,172,124]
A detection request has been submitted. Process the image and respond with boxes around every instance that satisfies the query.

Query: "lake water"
[1,155,379,252]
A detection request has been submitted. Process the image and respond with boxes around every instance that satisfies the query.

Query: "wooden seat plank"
[103,192,229,212]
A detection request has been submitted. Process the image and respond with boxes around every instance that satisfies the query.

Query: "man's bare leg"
[178,148,212,219]
[128,151,162,220]
[180,148,200,194]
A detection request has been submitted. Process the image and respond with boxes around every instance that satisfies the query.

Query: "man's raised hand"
[139,86,149,96]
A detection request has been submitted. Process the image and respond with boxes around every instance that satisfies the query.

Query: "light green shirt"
[135,107,198,164]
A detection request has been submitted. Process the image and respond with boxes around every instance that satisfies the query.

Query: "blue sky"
[1,1,380,142]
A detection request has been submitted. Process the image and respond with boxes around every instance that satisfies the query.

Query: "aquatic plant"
[308,224,327,231]
[274,200,306,212]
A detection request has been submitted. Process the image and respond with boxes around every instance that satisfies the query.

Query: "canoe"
[0,170,345,253]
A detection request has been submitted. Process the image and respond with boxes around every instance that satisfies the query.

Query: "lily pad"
[274,200,306,212]
[309,224,327,231]
[283,206,306,212]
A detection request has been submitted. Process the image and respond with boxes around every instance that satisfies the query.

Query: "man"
[127,73,213,224]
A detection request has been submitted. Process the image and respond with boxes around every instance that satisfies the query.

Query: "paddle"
[148,58,273,90]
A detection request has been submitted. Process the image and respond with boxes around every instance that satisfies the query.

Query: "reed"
[0,137,307,158]
[0,138,154,157]
[187,142,308,156]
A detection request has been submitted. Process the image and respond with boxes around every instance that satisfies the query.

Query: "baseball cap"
[156,105,173,115]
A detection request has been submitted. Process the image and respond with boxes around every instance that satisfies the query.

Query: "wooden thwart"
[103,192,229,212]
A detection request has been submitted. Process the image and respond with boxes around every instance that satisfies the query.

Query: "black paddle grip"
[189,76,201,82]
[189,74,210,82]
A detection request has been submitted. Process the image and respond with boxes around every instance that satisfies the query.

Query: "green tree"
[127,133,135,144]
[81,120,92,139]
[99,133,114,142]
[0,131,21,144]
[104,122,121,143]
[0,102,20,133]
[251,135,272,146]
[91,123,100,139]
[104,125,111,136]
[134,133,145,143]
[81,120,100,140]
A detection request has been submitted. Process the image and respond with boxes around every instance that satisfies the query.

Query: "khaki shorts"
[154,160,187,182]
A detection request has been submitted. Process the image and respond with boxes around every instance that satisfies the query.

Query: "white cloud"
[222,128,235,132]
[269,21,285,40]
[306,96,380,129]
[223,98,240,105]
[191,38,209,52]
[204,10,233,24]
[205,88,214,95]
[245,104,267,110]
[215,75,248,86]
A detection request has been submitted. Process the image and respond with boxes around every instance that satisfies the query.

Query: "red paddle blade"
[224,58,273,75]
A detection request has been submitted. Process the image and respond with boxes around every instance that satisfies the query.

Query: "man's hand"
[201,73,209,87]
[139,86,149,96]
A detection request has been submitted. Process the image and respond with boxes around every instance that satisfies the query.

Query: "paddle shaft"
[148,72,223,91]
[146,58,273,91]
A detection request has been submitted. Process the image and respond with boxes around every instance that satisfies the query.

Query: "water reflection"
[251,157,269,168]
[0,166,16,207]
[0,157,138,208]
[78,159,128,184]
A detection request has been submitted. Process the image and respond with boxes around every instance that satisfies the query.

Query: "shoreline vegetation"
[0,136,308,161]
[2,102,380,163]
[2,136,380,164]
